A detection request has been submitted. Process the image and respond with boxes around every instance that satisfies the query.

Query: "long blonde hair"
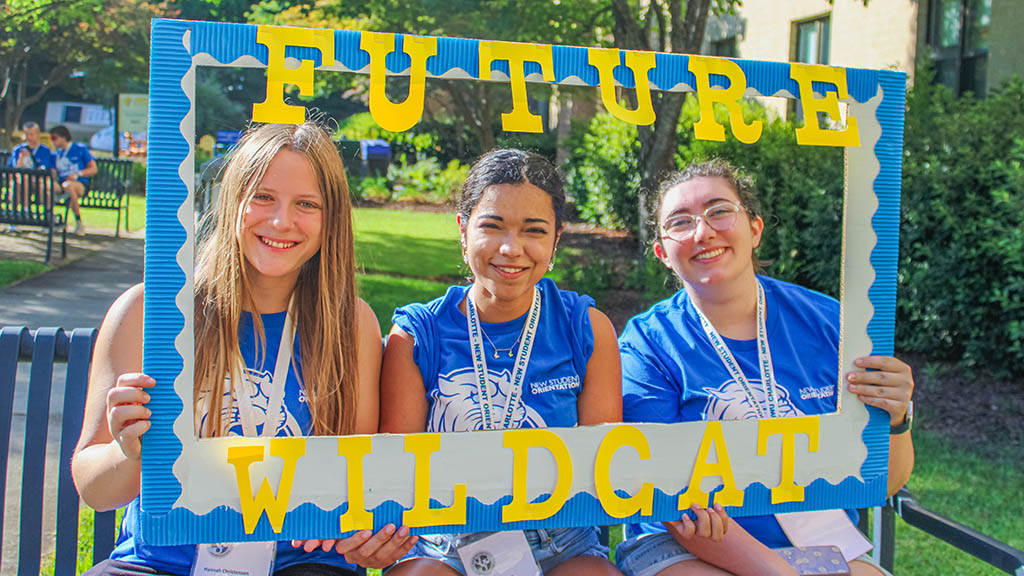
[193,122,359,437]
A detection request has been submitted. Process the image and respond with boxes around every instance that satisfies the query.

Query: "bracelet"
[890,400,914,435]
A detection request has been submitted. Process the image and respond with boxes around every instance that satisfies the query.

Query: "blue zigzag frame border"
[141,18,904,545]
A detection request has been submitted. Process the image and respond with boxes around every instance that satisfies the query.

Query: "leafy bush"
[897,73,1024,375]
[563,113,641,230]
[385,157,469,204]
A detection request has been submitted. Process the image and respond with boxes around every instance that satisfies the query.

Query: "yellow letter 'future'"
[361,32,438,132]
[337,436,374,531]
[227,438,306,534]
[588,48,657,126]
[253,26,335,125]
[594,425,654,518]
[689,56,762,144]
[790,63,861,147]
[403,434,467,527]
[678,421,744,509]
[502,429,573,522]
[757,416,821,504]
[479,41,555,133]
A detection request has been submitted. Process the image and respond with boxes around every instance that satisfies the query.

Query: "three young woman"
[614,160,914,576]
[73,122,416,575]
[76,131,911,576]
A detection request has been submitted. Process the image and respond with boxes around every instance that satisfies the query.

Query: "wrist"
[890,400,914,434]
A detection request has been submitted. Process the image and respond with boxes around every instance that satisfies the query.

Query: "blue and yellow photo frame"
[142,18,904,545]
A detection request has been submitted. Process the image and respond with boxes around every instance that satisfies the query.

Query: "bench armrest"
[892,488,1024,575]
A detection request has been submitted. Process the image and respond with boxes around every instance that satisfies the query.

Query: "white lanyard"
[692,280,780,419]
[466,287,542,430]
[235,296,296,438]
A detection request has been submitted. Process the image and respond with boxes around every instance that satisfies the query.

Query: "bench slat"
[54,328,97,575]
[18,327,60,576]
[0,327,26,575]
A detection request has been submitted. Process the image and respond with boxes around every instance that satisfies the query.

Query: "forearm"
[887,431,914,496]
[72,441,142,511]
[677,522,797,576]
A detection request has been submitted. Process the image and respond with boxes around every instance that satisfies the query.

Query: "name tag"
[191,542,276,576]
[456,531,541,576]
[776,510,872,561]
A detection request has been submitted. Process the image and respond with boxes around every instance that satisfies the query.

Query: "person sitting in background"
[10,121,54,170]
[5,121,55,232]
[49,124,97,236]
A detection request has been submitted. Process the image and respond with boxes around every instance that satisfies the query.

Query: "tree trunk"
[611,0,712,271]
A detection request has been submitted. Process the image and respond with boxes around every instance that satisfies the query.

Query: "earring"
[461,241,469,265]
[548,249,556,271]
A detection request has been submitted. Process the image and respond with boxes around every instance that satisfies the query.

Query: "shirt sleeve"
[391,303,439,391]
[566,291,596,380]
[620,331,682,424]
[81,145,95,166]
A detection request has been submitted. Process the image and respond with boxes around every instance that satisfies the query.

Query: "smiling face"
[459,182,559,313]
[654,176,764,292]
[238,149,324,294]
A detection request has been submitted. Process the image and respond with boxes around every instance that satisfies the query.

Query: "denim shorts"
[614,532,695,576]
[394,527,609,575]
[616,533,896,576]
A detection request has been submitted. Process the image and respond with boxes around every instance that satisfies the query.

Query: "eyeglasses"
[660,201,743,242]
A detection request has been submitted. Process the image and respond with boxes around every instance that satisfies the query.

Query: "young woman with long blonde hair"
[73,122,416,575]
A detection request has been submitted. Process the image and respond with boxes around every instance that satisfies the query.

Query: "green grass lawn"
[79,193,146,231]
[42,207,1022,575]
[0,259,49,288]
[353,207,463,280]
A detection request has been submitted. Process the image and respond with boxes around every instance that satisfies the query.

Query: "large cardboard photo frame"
[142,19,904,545]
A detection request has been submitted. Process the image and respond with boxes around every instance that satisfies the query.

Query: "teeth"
[262,238,296,249]
[495,266,524,274]
[695,248,725,261]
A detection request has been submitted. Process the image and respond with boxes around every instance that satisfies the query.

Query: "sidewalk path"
[0,230,145,327]
[1,229,145,575]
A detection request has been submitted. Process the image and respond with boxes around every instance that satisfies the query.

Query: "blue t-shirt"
[9,142,54,170]
[110,311,358,575]
[619,275,854,548]
[392,278,596,431]
[54,142,93,184]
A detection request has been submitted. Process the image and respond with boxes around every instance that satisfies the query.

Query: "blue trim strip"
[141,19,191,517]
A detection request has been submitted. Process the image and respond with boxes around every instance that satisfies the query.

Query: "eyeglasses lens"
[662,203,739,241]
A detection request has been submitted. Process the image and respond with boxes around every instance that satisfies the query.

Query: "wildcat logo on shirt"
[195,367,303,437]
[429,367,546,432]
[702,378,805,421]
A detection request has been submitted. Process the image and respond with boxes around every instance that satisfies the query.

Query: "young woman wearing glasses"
[614,159,915,576]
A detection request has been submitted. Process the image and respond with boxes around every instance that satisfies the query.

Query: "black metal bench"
[1,325,1020,574]
[0,167,67,264]
[61,157,134,237]
[0,326,116,576]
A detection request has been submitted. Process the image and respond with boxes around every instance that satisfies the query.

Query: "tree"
[249,0,613,158]
[607,0,738,245]
[0,0,162,148]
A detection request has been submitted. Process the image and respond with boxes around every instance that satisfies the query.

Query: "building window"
[710,36,738,58]
[793,15,830,66]
[790,15,831,123]
[927,0,991,97]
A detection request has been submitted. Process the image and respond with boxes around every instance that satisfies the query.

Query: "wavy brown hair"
[193,122,358,437]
